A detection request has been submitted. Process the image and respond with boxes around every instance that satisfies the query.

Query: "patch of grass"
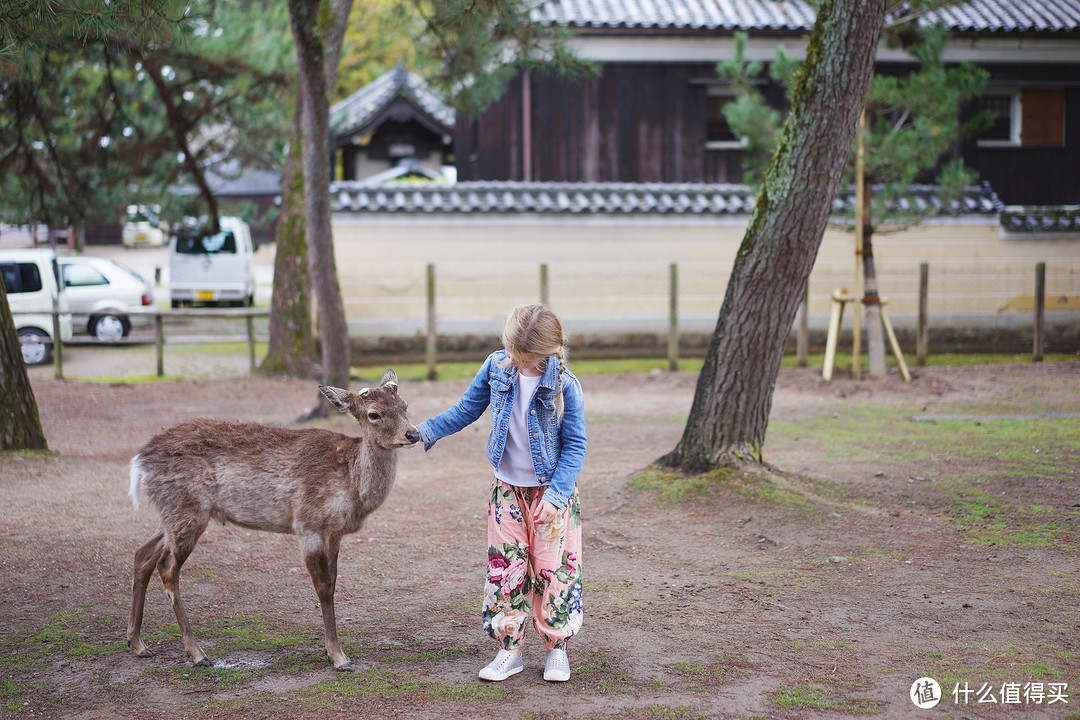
[272,649,328,673]
[615,706,710,720]
[770,684,884,714]
[198,613,321,655]
[672,652,753,690]
[146,664,264,690]
[361,352,1077,382]
[384,645,477,663]
[573,650,634,695]
[944,486,1078,549]
[629,468,725,504]
[629,466,818,517]
[296,668,508,706]
[0,610,128,671]
[2,679,32,713]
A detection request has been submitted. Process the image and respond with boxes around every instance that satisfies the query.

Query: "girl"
[416,304,586,682]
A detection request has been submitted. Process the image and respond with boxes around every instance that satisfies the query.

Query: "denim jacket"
[416,350,587,509]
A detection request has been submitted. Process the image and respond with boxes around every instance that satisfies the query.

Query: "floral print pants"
[483,479,583,651]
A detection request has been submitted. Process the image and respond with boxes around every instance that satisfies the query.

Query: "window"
[1,262,43,294]
[977,88,1064,147]
[62,264,108,288]
[176,230,237,254]
[705,87,748,150]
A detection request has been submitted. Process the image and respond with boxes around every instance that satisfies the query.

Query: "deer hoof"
[192,657,212,668]
[334,661,354,672]
[128,640,153,658]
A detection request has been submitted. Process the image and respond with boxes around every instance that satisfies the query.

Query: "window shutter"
[1021,89,1064,146]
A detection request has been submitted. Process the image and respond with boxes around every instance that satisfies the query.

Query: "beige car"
[121,205,168,248]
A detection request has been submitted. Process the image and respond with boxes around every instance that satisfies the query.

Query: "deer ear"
[319,385,354,414]
[381,369,399,392]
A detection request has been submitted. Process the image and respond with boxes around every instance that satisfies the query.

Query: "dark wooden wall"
[456,60,1080,207]
[455,63,752,184]
[960,64,1080,206]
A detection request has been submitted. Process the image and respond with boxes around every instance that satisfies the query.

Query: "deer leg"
[303,533,351,671]
[128,528,166,658]
[158,523,210,667]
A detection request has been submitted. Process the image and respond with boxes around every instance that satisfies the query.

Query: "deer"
[126,370,419,671]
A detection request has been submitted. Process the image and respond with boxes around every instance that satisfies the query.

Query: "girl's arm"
[416,353,496,450]
[541,376,587,509]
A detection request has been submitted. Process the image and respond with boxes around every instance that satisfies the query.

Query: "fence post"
[917,262,929,366]
[426,263,437,380]
[246,314,256,374]
[668,263,678,371]
[796,279,809,368]
[1033,262,1045,362]
[155,312,165,378]
[52,308,63,380]
[540,264,549,306]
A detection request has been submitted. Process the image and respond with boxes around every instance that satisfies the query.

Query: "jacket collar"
[498,350,560,391]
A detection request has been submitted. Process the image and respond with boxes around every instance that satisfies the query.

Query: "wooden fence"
[12,260,1067,380]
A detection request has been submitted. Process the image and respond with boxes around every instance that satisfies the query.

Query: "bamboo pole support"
[426,263,437,380]
[852,109,866,381]
[1033,262,1045,362]
[917,262,929,366]
[668,263,678,371]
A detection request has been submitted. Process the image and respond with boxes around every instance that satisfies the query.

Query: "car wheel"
[18,328,52,366]
[91,314,129,341]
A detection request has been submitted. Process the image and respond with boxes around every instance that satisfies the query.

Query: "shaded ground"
[2,362,1079,719]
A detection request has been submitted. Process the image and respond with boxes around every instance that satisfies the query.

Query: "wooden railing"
[15,308,268,379]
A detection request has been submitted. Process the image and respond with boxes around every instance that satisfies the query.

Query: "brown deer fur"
[126,370,418,670]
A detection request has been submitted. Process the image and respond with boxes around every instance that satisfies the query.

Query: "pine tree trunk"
[660,0,887,472]
[0,286,48,451]
[287,0,352,390]
[260,115,318,378]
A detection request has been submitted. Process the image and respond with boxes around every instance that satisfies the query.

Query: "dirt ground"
[2,361,1078,719]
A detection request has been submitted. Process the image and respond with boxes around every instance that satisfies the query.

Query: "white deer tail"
[129,454,145,510]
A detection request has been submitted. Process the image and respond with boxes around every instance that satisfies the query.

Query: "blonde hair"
[500,304,569,418]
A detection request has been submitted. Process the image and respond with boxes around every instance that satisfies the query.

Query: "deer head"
[320,370,420,448]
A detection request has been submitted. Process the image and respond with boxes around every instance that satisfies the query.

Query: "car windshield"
[175,230,237,255]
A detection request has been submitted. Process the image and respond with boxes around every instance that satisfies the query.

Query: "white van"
[0,248,74,365]
[169,217,256,307]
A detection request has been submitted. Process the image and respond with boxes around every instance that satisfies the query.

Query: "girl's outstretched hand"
[534,499,559,525]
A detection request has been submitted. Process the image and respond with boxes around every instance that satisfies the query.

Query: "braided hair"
[500,304,569,420]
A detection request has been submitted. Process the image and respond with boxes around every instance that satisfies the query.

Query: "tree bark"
[261,114,318,378]
[286,0,353,391]
[660,0,887,472]
[264,0,350,381]
[0,284,48,451]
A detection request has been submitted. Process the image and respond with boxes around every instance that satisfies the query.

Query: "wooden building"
[331,63,455,183]
[455,0,1080,206]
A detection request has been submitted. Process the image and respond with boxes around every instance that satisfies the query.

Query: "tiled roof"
[533,0,1080,33]
[1001,205,1080,233]
[330,180,1004,216]
[330,63,455,139]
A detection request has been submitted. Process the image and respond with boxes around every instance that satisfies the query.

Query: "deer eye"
[367,411,381,422]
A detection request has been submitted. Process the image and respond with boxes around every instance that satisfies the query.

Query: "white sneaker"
[478,649,523,681]
[544,648,570,682]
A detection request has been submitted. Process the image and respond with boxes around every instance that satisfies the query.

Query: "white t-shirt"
[495,372,543,487]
